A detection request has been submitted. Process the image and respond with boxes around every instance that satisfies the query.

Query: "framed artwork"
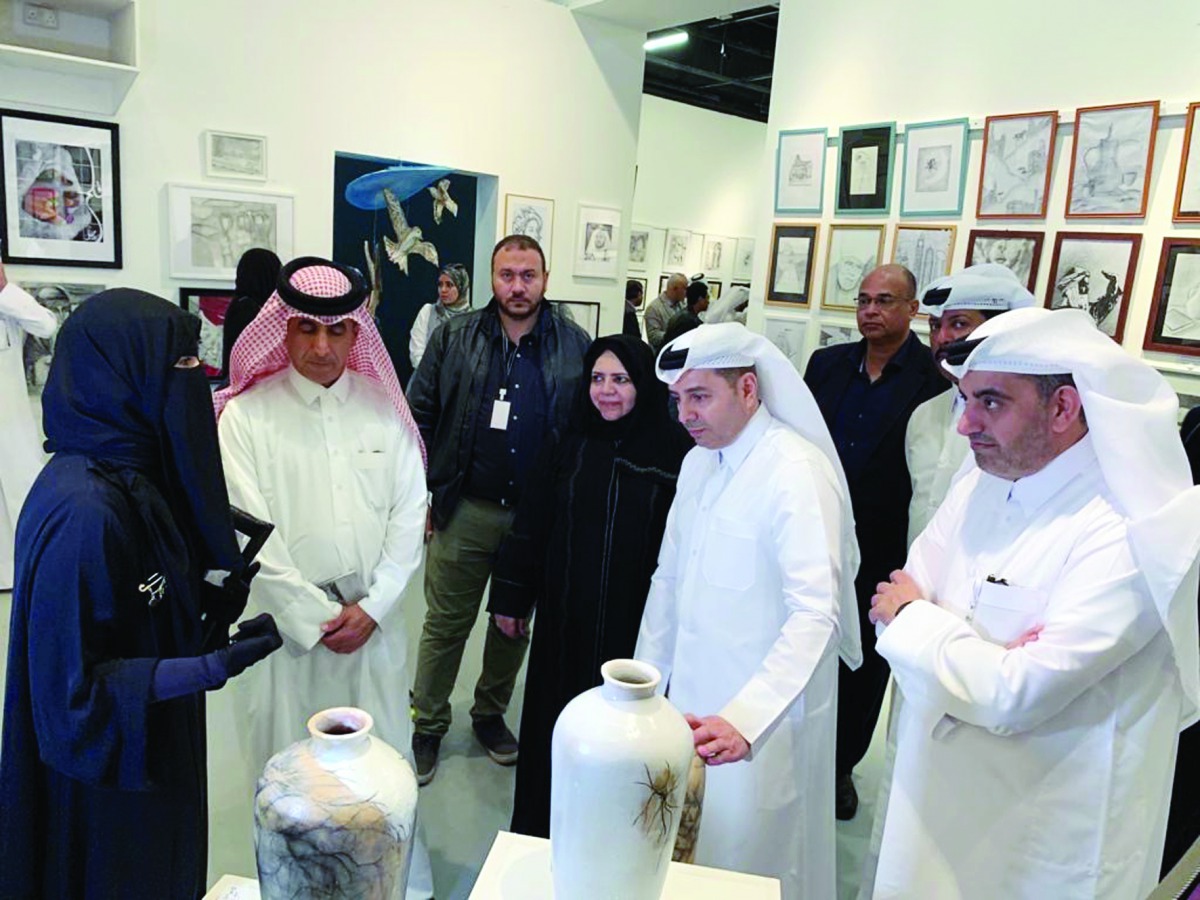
[763,315,810,371]
[766,223,819,308]
[891,224,956,297]
[204,130,267,181]
[1045,232,1141,342]
[1065,101,1159,218]
[775,128,827,214]
[658,274,672,295]
[836,122,896,215]
[730,281,750,291]
[552,299,601,339]
[818,319,859,349]
[629,276,648,307]
[663,228,692,269]
[706,280,723,300]
[17,281,105,394]
[168,184,294,281]
[733,237,755,280]
[504,193,555,265]
[976,111,1057,218]
[964,229,1045,291]
[702,234,735,277]
[179,286,237,381]
[573,204,621,279]
[822,224,885,311]
[1173,102,1200,223]
[628,225,650,270]
[900,118,970,217]
[1144,238,1200,356]
[0,109,122,268]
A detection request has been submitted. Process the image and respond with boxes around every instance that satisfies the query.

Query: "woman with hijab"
[409,262,471,369]
[489,334,693,838]
[221,248,282,383]
[0,289,281,898]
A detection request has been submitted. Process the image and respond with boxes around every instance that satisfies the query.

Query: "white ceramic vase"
[254,707,418,900]
[551,659,695,900]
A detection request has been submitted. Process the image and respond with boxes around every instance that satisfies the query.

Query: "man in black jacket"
[803,263,948,819]
[407,235,590,784]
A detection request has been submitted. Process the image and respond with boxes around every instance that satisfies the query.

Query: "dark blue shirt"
[465,307,550,507]
[830,336,916,482]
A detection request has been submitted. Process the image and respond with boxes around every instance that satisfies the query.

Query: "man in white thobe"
[904,264,1035,544]
[0,262,57,589]
[213,258,433,899]
[866,307,1200,899]
[635,323,862,900]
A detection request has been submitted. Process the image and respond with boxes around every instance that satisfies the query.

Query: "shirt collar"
[717,403,771,472]
[853,331,917,374]
[1004,434,1096,515]
[287,364,352,406]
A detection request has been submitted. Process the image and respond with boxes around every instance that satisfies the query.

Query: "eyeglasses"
[855,293,913,309]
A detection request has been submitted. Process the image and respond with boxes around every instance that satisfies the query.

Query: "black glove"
[219,612,283,678]
[201,562,261,652]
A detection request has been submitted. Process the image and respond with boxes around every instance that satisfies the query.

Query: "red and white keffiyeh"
[213,262,426,466]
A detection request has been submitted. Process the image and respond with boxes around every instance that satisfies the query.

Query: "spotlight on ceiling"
[644,30,688,52]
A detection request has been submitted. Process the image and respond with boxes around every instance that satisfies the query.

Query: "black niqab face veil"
[42,289,242,571]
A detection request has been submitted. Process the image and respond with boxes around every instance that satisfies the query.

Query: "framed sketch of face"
[628,227,650,270]
[663,228,693,270]
[836,122,896,215]
[900,118,970,218]
[504,194,555,266]
[965,229,1045,292]
[1144,238,1200,356]
[822,224,884,312]
[573,203,621,279]
[890,224,955,298]
[1065,101,1159,219]
[1045,232,1141,342]
[1173,103,1200,223]
[766,223,820,308]
[976,111,1057,219]
[16,281,105,394]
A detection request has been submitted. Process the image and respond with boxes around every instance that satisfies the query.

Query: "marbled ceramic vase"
[254,707,418,900]
[550,659,695,900]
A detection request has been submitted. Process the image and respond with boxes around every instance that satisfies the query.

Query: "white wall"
[630,94,766,292]
[754,0,1200,389]
[3,0,646,335]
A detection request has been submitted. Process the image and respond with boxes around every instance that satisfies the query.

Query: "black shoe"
[413,733,441,786]
[836,772,858,821]
[472,715,519,765]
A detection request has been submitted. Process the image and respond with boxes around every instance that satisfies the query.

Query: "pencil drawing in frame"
[775,128,827,215]
[976,110,1057,219]
[822,224,884,312]
[1044,231,1141,342]
[964,229,1044,292]
[836,122,896,215]
[1065,100,1159,219]
[890,224,955,298]
[900,118,970,218]
[766,222,819,308]
[1173,102,1200,223]
[1144,238,1200,356]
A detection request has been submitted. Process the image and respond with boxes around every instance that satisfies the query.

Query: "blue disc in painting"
[344,164,453,210]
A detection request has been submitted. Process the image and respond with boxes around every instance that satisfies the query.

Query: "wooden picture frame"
[976,110,1057,219]
[1173,102,1200,223]
[890,224,956,298]
[1143,238,1200,356]
[1044,231,1141,342]
[836,122,896,215]
[822,223,885,311]
[964,229,1045,292]
[1065,100,1159,219]
[766,222,819,307]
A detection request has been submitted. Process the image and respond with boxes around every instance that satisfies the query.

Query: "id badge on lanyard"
[490,388,511,430]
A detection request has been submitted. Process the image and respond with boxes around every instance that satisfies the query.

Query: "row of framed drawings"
[764,221,1200,356]
[774,100,1200,222]
[624,275,749,310]
[503,193,627,281]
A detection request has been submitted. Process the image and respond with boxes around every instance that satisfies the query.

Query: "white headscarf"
[946,306,1200,723]
[656,322,863,669]
[704,285,750,324]
[919,262,1037,315]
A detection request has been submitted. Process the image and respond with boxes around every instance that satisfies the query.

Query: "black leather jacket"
[407,299,591,528]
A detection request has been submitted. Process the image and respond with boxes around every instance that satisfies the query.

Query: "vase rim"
[600,659,661,699]
[307,706,374,742]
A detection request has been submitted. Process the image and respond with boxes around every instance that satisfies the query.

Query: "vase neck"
[306,707,374,760]
[599,659,661,701]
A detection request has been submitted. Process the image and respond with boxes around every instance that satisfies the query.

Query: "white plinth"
[469,831,781,899]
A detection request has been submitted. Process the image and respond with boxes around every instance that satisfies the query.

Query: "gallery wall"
[754,0,1200,398]
[3,0,646,337]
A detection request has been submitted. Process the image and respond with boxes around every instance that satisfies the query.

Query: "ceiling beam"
[645,56,772,95]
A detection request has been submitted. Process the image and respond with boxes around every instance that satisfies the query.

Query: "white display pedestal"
[468,831,781,899]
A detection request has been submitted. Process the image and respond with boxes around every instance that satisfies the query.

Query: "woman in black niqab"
[489,333,693,838]
[221,247,282,383]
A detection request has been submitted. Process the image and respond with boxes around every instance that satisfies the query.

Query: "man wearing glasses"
[803,263,947,819]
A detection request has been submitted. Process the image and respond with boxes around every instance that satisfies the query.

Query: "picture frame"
[573,203,621,279]
[663,228,693,270]
[0,109,122,268]
[733,237,755,280]
[627,225,650,271]
[822,224,885,311]
[763,315,810,371]
[900,118,970,218]
[629,276,648,308]
[890,224,956,297]
[17,281,106,394]
[766,222,819,308]
[775,127,827,214]
[179,286,237,381]
[658,274,672,295]
[836,122,896,215]
[730,281,750,292]
[204,130,267,181]
[1044,231,1141,342]
[552,299,601,339]
[504,193,555,266]
[1143,238,1200,356]
[818,319,860,349]
[701,234,736,278]
[706,280,723,300]
[976,110,1057,218]
[168,184,294,281]
[1065,100,1159,218]
[1173,102,1200,223]
[964,229,1045,292]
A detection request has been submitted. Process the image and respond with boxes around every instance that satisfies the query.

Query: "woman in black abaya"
[489,333,692,838]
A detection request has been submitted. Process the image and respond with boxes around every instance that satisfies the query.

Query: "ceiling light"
[644,31,688,52]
